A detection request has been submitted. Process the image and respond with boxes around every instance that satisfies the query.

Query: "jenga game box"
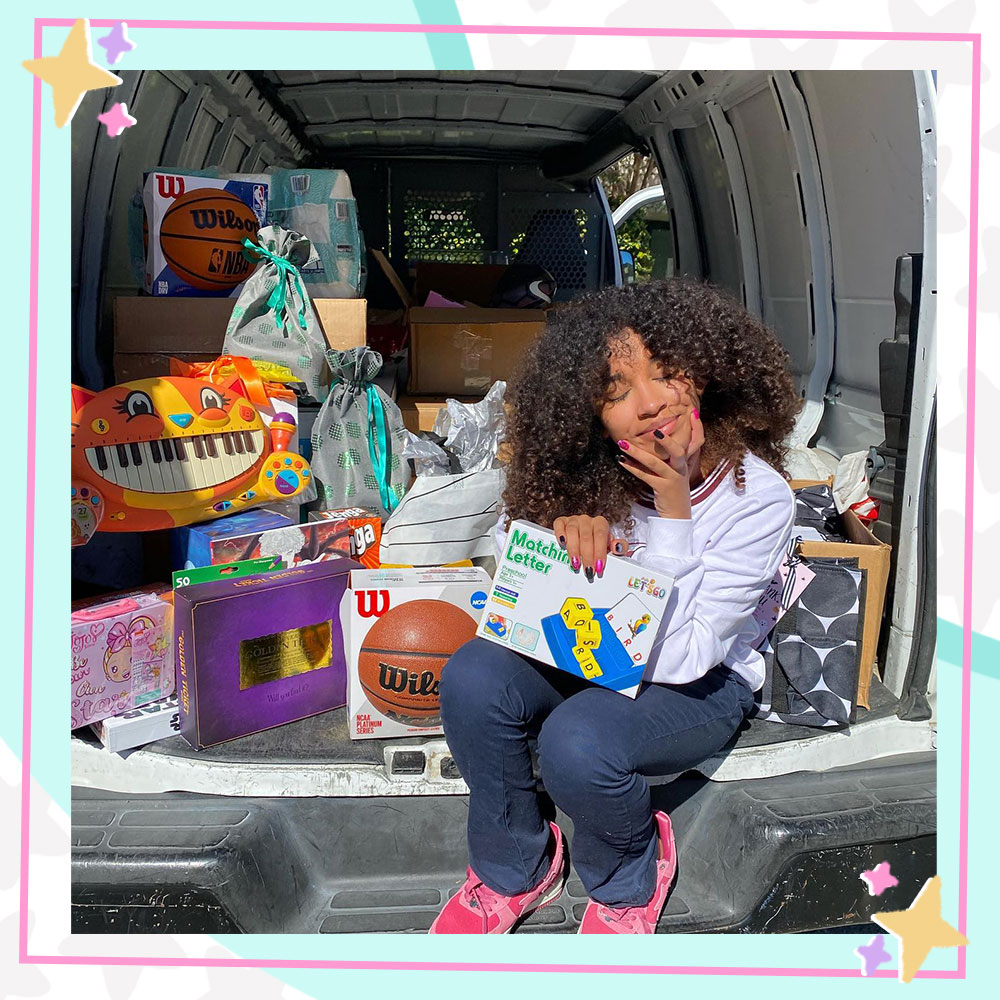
[307,507,382,568]
[476,520,675,698]
[343,567,492,739]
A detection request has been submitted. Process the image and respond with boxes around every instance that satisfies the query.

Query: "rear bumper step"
[72,753,935,934]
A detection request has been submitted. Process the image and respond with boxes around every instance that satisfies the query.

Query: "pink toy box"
[70,588,175,730]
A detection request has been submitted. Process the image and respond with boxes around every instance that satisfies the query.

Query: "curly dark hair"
[502,278,802,530]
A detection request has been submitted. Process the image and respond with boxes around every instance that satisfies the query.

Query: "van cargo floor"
[72,678,933,795]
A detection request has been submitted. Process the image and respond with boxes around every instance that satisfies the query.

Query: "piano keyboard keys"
[85,430,267,493]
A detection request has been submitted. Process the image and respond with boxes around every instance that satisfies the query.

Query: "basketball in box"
[476,521,675,698]
[71,588,174,730]
[143,172,268,296]
[174,559,353,749]
[307,507,382,568]
[344,567,491,739]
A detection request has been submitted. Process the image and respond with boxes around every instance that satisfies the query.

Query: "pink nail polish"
[571,556,581,571]
[617,439,629,450]
[595,559,604,575]
[692,408,700,420]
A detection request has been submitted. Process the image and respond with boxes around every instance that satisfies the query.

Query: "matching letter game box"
[344,567,492,739]
[476,521,675,698]
[71,588,174,729]
[174,559,354,748]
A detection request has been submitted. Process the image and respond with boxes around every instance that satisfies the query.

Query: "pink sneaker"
[577,811,677,934]
[429,822,567,934]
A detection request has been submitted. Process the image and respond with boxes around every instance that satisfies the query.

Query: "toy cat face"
[71,376,268,509]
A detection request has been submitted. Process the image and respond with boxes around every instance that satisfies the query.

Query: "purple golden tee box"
[173,558,354,749]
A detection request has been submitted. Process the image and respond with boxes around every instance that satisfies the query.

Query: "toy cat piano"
[71,376,311,544]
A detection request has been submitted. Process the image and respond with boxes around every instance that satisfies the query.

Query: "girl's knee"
[538,698,625,800]
[439,638,523,718]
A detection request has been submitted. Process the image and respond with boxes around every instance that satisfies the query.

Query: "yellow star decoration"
[22,19,122,128]
[872,875,969,983]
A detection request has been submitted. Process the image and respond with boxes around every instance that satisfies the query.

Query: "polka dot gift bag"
[309,346,408,518]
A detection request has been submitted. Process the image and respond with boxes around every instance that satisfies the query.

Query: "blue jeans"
[439,638,754,907]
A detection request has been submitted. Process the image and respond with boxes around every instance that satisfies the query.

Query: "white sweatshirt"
[494,453,795,692]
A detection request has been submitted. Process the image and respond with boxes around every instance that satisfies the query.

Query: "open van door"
[631,70,937,710]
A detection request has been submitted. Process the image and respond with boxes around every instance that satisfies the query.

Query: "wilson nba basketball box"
[143,171,269,297]
[344,567,492,739]
[476,521,675,698]
[174,559,353,749]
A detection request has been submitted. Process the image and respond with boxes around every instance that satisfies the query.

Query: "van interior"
[70,69,937,934]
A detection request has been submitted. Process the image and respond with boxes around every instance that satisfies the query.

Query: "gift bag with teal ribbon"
[309,347,408,517]
[223,225,330,401]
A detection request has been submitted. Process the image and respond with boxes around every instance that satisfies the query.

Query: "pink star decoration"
[97,102,137,138]
[860,861,899,897]
[97,22,136,66]
[854,933,892,976]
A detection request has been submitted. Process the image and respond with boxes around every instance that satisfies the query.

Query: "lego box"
[143,172,268,296]
[476,521,675,698]
[344,567,491,739]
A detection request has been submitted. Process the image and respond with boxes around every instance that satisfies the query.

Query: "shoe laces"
[596,902,648,932]
[463,877,506,914]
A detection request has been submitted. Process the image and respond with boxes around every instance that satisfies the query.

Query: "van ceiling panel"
[255,71,660,162]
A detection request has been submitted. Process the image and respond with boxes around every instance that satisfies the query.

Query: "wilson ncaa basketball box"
[143,172,269,297]
[174,559,353,749]
[476,520,675,698]
[344,567,492,739]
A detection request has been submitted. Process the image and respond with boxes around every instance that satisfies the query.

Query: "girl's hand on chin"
[551,515,628,582]
[616,407,701,520]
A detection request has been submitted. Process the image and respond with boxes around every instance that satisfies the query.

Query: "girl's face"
[597,329,705,453]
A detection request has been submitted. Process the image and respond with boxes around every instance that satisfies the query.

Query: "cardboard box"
[797,508,891,710]
[407,307,546,395]
[91,694,180,753]
[71,589,174,730]
[344,567,491,739]
[174,560,353,749]
[396,395,480,434]
[370,252,547,395]
[113,295,366,383]
[413,262,507,307]
[313,298,368,352]
[477,521,675,698]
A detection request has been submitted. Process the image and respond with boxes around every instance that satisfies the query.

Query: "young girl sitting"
[430,279,801,935]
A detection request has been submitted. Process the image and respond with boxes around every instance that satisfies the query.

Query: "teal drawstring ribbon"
[365,385,397,513]
[242,238,308,335]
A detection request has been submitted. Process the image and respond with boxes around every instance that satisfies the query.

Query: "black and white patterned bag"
[751,556,867,728]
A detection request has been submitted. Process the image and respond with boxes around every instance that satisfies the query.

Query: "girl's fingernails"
[571,556,581,571]
[692,408,700,420]
[617,455,627,463]
[585,567,595,583]
[558,535,566,548]
[595,559,604,576]
[652,429,664,439]
[617,439,629,450]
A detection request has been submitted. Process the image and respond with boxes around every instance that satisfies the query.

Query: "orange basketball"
[357,599,477,726]
[159,188,260,291]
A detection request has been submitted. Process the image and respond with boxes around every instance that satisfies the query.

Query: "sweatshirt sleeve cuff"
[646,516,695,559]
